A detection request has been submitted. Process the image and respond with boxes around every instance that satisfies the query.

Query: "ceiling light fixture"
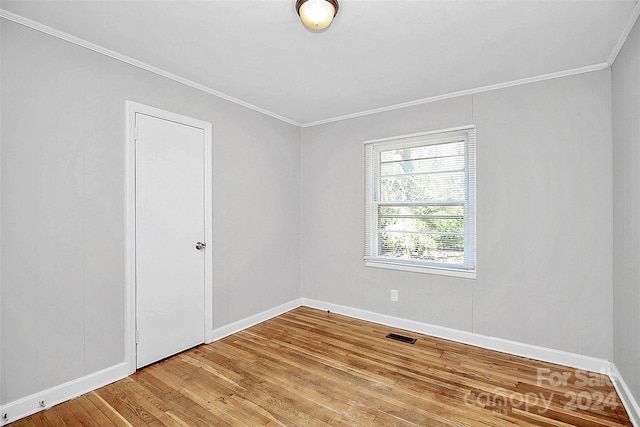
[296,0,339,31]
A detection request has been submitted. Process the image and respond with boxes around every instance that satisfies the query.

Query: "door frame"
[125,101,213,373]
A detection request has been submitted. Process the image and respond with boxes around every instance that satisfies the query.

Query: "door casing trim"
[125,100,213,374]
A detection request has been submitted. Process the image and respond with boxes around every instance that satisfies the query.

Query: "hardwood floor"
[10,306,632,426]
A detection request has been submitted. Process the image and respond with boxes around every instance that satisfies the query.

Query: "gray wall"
[2,8,637,413]
[613,17,640,404]
[0,20,300,404]
[300,70,613,360]
[0,13,4,409]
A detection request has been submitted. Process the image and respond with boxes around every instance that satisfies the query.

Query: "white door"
[135,112,206,368]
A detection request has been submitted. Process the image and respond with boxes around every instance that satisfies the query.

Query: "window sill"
[365,260,476,279]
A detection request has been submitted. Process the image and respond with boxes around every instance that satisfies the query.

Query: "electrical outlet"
[390,289,399,302]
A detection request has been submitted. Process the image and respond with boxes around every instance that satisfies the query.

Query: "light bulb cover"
[296,0,339,30]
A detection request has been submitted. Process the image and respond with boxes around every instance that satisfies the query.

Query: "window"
[364,126,476,278]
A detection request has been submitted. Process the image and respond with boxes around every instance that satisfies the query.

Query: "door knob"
[195,241,206,250]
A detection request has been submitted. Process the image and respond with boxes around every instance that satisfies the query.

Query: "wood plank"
[8,306,633,426]
[83,392,134,427]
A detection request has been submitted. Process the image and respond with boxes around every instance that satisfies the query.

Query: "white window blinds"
[365,126,476,276]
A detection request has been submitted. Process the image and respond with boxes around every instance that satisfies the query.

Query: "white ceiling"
[1,0,638,126]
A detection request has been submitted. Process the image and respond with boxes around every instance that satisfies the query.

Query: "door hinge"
[134,127,139,141]
[135,330,140,345]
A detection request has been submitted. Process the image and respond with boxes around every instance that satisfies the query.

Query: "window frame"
[364,125,476,279]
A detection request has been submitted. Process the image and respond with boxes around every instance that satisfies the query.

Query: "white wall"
[0,20,300,404]
[301,70,613,360]
[612,16,640,405]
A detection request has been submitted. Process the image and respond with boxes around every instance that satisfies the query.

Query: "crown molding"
[0,9,302,127]
[2,5,636,130]
[300,62,610,127]
[607,0,640,66]
[301,0,639,128]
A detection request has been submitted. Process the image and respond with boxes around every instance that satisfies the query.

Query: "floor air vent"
[386,333,417,344]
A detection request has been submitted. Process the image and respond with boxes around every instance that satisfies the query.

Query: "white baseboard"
[0,362,131,425]
[210,298,303,342]
[300,298,611,374]
[304,298,640,425]
[0,300,303,425]
[610,363,640,427]
[3,297,638,426]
